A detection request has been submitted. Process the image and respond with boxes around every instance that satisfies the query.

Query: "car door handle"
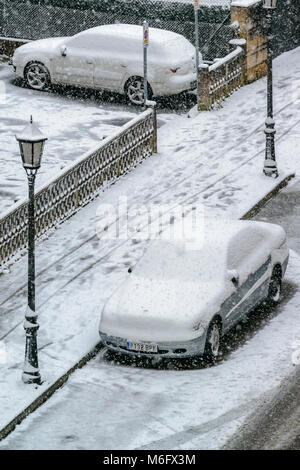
[86,59,94,64]
[121,64,127,68]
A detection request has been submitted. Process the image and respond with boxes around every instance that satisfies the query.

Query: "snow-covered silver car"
[99,219,289,362]
[12,24,199,105]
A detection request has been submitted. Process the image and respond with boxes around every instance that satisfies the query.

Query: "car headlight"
[12,50,23,63]
[193,322,205,335]
[12,54,19,65]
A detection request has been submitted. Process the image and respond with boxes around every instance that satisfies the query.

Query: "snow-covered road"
[3,177,300,450]
[3,176,300,450]
[0,249,299,450]
[0,46,299,448]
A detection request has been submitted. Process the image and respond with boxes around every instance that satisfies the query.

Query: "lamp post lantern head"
[16,116,47,170]
[262,0,277,9]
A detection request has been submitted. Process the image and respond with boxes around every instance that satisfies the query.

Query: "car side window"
[68,34,138,57]
[227,228,265,275]
[67,33,103,51]
[101,36,137,56]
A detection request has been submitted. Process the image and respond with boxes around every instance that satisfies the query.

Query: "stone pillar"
[229,38,247,85]
[146,100,157,153]
[197,64,211,111]
[231,0,267,83]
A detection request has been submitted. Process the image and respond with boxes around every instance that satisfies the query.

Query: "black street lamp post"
[16,116,47,385]
[262,0,278,178]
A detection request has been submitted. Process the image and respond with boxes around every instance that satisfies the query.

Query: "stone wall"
[0,37,29,61]
[231,0,267,83]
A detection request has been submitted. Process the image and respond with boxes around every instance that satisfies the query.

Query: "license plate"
[126,341,158,353]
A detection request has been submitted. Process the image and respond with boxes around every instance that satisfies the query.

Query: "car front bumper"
[11,60,24,77]
[99,331,207,359]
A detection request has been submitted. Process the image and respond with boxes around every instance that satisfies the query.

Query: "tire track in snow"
[136,398,259,450]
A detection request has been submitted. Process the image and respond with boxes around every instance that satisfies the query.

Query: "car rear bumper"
[151,72,197,97]
[99,331,206,358]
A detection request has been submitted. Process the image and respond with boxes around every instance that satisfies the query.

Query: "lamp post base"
[263,158,278,178]
[22,370,41,385]
[23,313,41,385]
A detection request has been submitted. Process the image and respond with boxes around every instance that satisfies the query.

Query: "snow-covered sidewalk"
[0,46,299,436]
[0,65,180,213]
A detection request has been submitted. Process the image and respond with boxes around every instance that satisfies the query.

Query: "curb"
[241,173,295,220]
[0,342,102,442]
[224,364,300,449]
[0,172,295,443]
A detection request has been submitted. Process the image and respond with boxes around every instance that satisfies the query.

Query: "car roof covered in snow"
[150,217,284,269]
[132,218,285,283]
[78,24,187,44]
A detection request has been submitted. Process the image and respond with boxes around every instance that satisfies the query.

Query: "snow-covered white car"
[12,24,200,105]
[99,219,289,362]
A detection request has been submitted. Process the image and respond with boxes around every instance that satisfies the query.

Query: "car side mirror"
[128,267,132,273]
[60,45,67,57]
[227,269,239,288]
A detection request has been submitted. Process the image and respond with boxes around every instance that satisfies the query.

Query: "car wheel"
[125,76,152,106]
[25,62,51,91]
[267,267,282,305]
[203,319,222,364]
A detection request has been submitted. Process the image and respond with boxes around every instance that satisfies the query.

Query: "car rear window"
[153,37,195,59]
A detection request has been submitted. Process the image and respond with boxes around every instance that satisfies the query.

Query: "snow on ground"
[0,65,181,213]
[0,46,299,446]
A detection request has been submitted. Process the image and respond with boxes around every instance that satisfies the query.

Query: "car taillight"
[170,67,180,74]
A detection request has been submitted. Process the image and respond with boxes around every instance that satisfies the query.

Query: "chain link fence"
[0,0,234,60]
[272,0,300,57]
[0,1,298,60]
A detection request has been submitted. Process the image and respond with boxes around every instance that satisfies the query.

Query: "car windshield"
[133,240,226,282]
[166,37,195,57]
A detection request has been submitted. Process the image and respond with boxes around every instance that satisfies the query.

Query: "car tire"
[267,267,282,306]
[25,62,51,91]
[125,76,153,106]
[203,319,222,364]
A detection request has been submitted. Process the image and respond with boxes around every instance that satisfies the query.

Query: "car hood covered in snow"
[100,275,227,343]
[14,37,68,57]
